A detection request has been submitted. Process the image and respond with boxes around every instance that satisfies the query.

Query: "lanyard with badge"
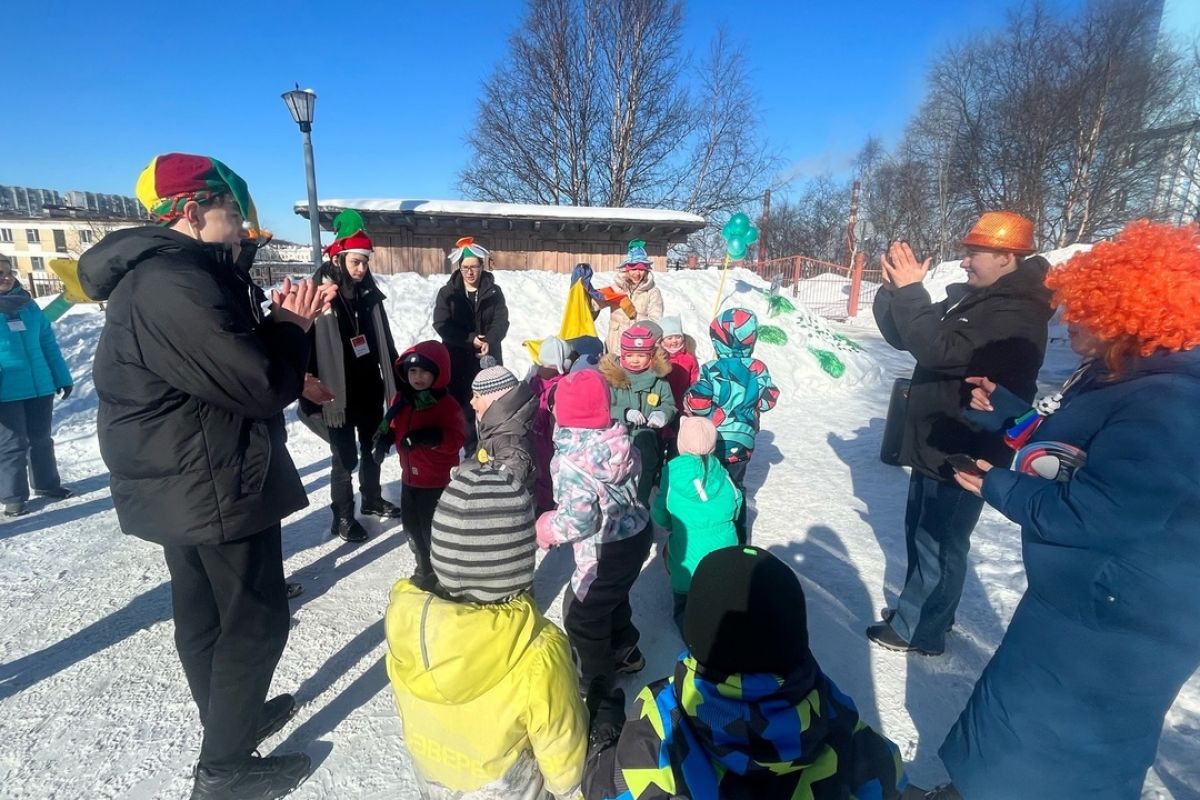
[7,317,25,332]
[339,293,371,359]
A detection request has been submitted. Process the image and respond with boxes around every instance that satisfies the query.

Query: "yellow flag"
[49,259,92,303]
[560,279,598,340]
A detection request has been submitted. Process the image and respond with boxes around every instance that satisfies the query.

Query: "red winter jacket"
[390,341,466,489]
[665,349,700,410]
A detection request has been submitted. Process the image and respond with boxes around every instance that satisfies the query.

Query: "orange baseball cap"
[960,211,1036,255]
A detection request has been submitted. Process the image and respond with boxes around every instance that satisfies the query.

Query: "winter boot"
[615,645,646,674]
[34,486,73,501]
[3,501,26,517]
[331,515,368,543]
[285,583,304,600]
[189,752,311,800]
[256,694,298,745]
[865,623,943,656]
[880,607,954,633]
[360,497,402,519]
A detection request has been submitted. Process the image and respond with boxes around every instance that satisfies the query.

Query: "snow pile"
[0,262,1195,798]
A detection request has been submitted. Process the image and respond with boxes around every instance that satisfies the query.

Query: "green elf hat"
[136,152,258,231]
[324,209,374,258]
[448,236,491,266]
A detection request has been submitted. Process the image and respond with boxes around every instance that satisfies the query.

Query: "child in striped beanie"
[384,466,589,799]
[469,363,537,495]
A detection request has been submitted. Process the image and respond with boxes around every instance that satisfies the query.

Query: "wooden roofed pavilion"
[295,199,706,276]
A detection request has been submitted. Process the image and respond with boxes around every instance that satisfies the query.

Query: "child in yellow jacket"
[386,467,588,799]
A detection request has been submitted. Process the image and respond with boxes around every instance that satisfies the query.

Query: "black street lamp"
[282,85,322,269]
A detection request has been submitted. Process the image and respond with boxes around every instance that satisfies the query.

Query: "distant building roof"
[295,198,706,233]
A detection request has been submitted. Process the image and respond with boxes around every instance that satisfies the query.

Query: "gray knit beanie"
[431,467,536,603]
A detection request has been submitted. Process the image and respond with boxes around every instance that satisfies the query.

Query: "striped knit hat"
[431,468,536,603]
[472,364,518,399]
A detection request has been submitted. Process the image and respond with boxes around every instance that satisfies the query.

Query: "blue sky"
[3,0,1195,242]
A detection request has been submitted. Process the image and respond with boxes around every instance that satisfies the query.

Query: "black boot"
[34,486,73,501]
[331,515,368,543]
[865,623,943,656]
[360,497,402,518]
[880,607,954,633]
[190,752,311,800]
[256,694,297,745]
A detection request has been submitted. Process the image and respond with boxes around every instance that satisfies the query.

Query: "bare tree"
[460,0,776,217]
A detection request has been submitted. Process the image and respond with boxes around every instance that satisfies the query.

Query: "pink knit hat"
[677,416,717,457]
[621,324,659,354]
[552,369,611,429]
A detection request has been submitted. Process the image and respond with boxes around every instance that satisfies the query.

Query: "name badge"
[350,335,371,358]
[647,392,660,407]
[8,320,26,332]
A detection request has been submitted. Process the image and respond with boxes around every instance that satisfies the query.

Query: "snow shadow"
[0,472,114,542]
[275,619,389,758]
[824,420,1008,649]
[770,527,882,732]
[0,511,402,703]
[742,430,784,538]
[532,543,575,614]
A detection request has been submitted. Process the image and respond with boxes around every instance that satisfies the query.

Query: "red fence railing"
[688,253,881,319]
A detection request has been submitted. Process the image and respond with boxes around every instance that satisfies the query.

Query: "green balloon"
[744,225,759,245]
[727,236,747,259]
[728,212,751,237]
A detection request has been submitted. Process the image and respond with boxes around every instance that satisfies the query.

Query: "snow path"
[0,265,1195,798]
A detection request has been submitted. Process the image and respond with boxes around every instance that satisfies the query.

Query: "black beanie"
[683,546,812,676]
[400,351,439,381]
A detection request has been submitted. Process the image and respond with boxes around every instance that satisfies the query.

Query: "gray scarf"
[315,278,397,428]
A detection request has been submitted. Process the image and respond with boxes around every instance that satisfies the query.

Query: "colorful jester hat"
[448,236,490,266]
[136,153,259,232]
[619,239,652,271]
[324,209,374,259]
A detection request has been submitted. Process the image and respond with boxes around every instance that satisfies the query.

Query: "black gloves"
[370,429,393,464]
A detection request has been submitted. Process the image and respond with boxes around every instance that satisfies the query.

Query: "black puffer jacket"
[873,258,1052,480]
[471,380,537,493]
[433,270,510,401]
[79,227,310,545]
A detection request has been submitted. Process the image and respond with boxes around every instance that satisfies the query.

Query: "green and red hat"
[324,209,374,258]
[136,153,258,231]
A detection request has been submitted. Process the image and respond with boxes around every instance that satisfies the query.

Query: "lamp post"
[282,85,322,270]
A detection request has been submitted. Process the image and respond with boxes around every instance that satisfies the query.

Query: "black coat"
[432,270,510,402]
[297,263,399,423]
[873,258,1052,479]
[79,227,310,546]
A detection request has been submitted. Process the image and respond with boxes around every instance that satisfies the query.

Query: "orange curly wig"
[1047,220,1200,358]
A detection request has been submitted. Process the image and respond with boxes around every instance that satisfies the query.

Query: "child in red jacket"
[659,315,700,461]
[373,340,465,587]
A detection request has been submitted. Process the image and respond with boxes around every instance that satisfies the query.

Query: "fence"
[690,253,882,319]
[28,273,65,299]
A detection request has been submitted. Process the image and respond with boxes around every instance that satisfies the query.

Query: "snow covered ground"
[1,261,1196,799]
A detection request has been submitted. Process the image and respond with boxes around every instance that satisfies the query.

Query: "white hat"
[660,315,683,338]
[538,336,571,374]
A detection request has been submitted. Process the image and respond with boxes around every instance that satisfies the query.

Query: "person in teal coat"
[652,415,742,631]
[0,254,73,516]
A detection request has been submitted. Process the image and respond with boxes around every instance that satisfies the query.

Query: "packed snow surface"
[0,261,1195,799]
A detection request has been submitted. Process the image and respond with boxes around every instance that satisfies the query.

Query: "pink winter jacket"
[535,423,649,599]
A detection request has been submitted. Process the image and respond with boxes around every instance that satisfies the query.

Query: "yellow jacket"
[385,579,587,799]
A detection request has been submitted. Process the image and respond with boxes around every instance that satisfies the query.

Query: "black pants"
[401,483,444,583]
[328,407,384,518]
[725,459,750,545]
[563,524,653,688]
[0,395,62,504]
[162,525,290,771]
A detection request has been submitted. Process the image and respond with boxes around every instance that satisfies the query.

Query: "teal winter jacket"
[0,285,72,403]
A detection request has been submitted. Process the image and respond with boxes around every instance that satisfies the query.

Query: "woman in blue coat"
[0,254,73,517]
[941,221,1200,800]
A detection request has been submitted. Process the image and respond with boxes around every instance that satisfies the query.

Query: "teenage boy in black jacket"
[867,213,1052,656]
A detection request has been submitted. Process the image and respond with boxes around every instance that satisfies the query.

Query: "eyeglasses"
[460,265,482,272]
